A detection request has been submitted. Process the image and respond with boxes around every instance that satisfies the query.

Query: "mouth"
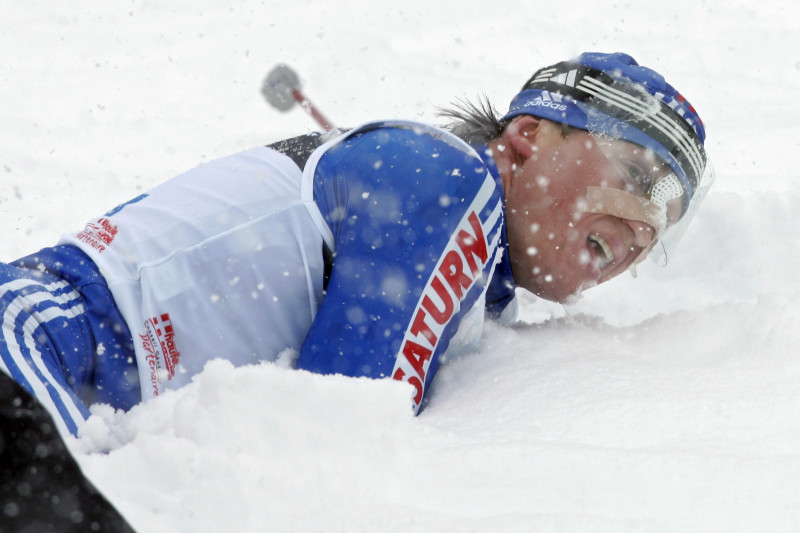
[587,234,614,268]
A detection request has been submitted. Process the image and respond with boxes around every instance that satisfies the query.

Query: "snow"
[2,1,800,531]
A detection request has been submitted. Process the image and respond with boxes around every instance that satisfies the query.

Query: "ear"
[505,115,544,160]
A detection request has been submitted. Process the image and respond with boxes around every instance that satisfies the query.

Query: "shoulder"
[306,120,502,253]
[311,120,482,169]
[309,120,489,198]
[329,120,481,166]
[348,120,477,151]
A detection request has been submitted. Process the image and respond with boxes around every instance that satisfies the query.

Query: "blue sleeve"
[296,123,505,412]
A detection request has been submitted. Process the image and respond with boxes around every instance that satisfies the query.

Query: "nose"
[623,218,657,248]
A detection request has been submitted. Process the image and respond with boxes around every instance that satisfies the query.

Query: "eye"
[622,160,654,195]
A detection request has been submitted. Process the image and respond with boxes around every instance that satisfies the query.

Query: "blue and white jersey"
[43,120,517,420]
[297,121,513,411]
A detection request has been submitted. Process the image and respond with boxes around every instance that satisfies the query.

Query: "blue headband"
[501,52,707,211]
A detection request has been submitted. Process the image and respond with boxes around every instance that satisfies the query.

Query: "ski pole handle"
[262,64,336,131]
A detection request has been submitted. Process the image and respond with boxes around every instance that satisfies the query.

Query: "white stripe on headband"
[531,67,558,84]
[576,76,704,182]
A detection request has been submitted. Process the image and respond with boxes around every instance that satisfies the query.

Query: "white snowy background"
[2,1,799,531]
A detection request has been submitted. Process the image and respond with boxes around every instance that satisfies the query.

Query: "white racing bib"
[61,147,325,399]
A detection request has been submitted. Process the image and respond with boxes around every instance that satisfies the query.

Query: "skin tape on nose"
[584,186,666,235]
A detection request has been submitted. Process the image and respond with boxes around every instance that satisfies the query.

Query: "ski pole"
[261,64,335,131]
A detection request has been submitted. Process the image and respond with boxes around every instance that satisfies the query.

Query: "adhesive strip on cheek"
[584,186,666,234]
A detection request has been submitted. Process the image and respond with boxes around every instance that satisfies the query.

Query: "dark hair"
[439,96,577,144]
[437,96,508,144]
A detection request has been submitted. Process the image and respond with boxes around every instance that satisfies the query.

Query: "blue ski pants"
[0,245,140,436]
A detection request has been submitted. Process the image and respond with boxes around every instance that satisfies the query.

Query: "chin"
[529,284,576,304]
[529,277,597,304]
[513,260,595,304]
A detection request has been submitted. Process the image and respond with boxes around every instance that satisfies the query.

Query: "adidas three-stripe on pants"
[0,245,140,436]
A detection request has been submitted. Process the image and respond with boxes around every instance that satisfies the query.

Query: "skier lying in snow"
[1,52,713,438]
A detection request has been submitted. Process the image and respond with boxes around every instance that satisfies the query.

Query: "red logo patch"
[150,313,181,378]
[140,313,182,393]
[76,217,118,253]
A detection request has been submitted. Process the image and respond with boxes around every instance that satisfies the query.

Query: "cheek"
[507,152,603,242]
[507,187,585,245]
[542,159,594,204]
[565,225,583,244]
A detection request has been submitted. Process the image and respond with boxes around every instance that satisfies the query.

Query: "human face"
[500,119,662,303]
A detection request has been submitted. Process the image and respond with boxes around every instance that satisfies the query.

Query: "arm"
[296,122,505,412]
